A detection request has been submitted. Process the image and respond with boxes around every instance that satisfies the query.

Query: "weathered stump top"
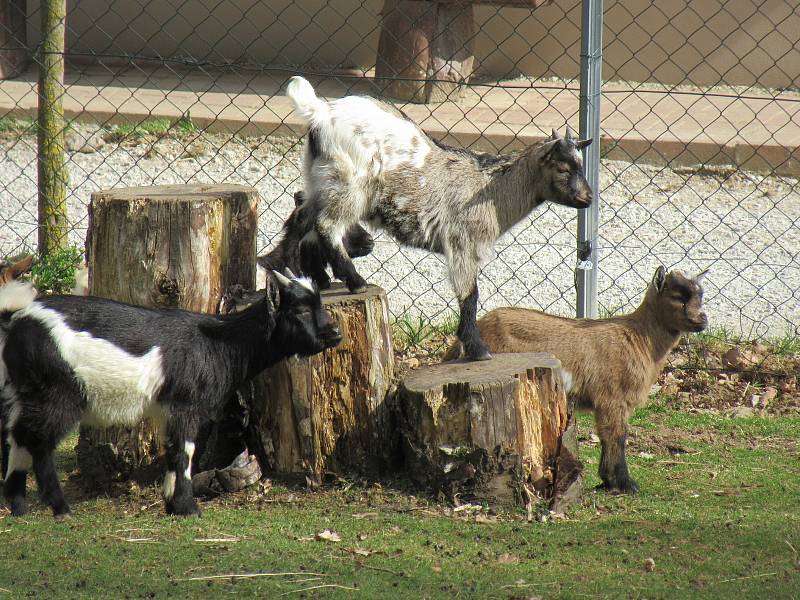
[404,352,562,391]
[92,184,257,202]
[320,282,387,306]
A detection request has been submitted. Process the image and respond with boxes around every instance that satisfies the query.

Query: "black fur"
[257,191,374,288]
[457,286,491,361]
[1,276,341,518]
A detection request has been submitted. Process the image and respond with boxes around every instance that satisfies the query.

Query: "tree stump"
[247,283,395,485]
[0,0,27,80]
[75,184,259,488]
[396,352,571,506]
[375,0,551,103]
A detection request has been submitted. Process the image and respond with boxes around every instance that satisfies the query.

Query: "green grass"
[29,245,84,295]
[393,311,459,348]
[0,116,37,134]
[106,114,197,142]
[1,405,798,599]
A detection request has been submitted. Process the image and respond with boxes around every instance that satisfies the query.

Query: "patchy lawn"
[0,401,798,599]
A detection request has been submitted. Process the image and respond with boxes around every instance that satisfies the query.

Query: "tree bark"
[37,0,68,255]
[0,0,28,80]
[76,184,258,488]
[396,352,571,505]
[247,283,396,485]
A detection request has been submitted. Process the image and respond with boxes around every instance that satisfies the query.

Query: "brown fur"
[444,266,708,492]
[0,256,33,286]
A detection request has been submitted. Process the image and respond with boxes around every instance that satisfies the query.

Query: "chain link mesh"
[1,1,798,362]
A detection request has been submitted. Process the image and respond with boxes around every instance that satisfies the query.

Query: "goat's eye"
[557,165,570,173]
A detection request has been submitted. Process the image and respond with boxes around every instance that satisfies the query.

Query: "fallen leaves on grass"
[643,558,656,572]
[315,529,341,543]
[496,553,520,565]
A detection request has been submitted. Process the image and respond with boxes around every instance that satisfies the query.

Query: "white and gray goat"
[0,271,341,518]
[285,76,593,360]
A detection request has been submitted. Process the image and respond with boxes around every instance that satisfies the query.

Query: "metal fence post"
[576,0,603,318]
[37,0,69,255]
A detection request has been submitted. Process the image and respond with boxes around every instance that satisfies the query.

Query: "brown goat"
[444,266,708,493]
[0,256,33,286]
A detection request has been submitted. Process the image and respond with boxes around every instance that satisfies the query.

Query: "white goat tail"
[0,281,36,314]
[286,76,329,126]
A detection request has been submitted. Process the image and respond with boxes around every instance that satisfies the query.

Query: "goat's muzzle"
[690,313,709,332]
[322,324,343,348]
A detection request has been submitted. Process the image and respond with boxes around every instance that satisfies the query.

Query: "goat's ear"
[283,266,297,280]
[293,191,304,208]
[272,270,292,289]
[539,139,560,162]
[575,138,593,150]
[549,128,559,141]
[264,275,281,310]
[652,266,667,292]
[693,268,709,283]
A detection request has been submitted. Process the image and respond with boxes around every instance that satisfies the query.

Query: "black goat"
[257,191,374,289]
[0,271,341,518]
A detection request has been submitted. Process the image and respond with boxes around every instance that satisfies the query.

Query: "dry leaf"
[352,548,372,556]
[352,512,378,520]
[643,558,656,572]
[388,526,402,533]
[357,533,368,541]
[315,529,341,543]
[497,553,520,565]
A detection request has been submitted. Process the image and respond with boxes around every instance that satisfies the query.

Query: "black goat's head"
[539,127,594,210]
[271,268,342,355]
[650,266,709,333]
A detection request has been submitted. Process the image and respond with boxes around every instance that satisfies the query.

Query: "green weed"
[30,245,84,294]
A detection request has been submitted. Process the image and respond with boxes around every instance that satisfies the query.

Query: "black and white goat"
[256,191,374,290]
[285,76,594,360]
[0,271,341,518]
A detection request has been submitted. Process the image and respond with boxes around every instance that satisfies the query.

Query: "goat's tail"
[286,76,329,127]
[0,281,36,316]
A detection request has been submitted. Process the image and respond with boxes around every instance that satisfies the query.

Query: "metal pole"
[37,0,69,255]
[576,0,602,318]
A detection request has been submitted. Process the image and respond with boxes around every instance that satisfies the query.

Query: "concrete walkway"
[1,62,798,175]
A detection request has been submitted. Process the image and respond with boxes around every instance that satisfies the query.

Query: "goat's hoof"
[9,499,28,517]
[596,479,639,494]
[53,510,73,522]
[468,350,493,361]
[166,500,202,517]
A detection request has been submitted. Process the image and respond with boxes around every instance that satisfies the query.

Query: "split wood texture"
[247,283,395,484]
[396,352,571,505]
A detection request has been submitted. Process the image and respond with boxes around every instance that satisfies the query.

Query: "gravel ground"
[1,124,798,337]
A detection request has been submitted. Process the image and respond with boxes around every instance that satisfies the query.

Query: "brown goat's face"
[540,128,594,210]
[653,267,708,333]
[0,255,33,286]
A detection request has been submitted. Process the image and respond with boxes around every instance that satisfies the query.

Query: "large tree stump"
[397,352,572,506]
[76,184,258,488]
[247,283,395,485]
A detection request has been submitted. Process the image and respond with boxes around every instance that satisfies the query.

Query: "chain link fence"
[1,1,798,358]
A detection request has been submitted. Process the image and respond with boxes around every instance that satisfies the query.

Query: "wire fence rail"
[0,0,798,369]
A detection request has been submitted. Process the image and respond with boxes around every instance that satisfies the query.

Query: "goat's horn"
[272,270,292,288]
[550,128,559,140]
[284,267,297,280]
[694,268,709,283]
[565,125,576,140]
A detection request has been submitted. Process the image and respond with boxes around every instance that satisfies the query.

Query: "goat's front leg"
[311,223,367,293]
[299,231,332,289]
[594,404,638,493]
[163,416,200,516]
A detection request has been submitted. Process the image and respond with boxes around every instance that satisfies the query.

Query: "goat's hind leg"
[310,225,367,293]
[448,247,491,361]
[163,414,200,516]
[299,232,332,289]
[4,431,31,516]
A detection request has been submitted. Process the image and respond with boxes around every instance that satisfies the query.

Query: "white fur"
[163,471,176,499]
[0,280,36,313]
[13,303,166,427]
[559,368,574,395]
[184,441,195,480]
[287,76,431,206]
[5,438,32,479]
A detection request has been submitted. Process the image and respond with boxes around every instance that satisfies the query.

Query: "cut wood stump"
[247,283,395,485]
[396,352,572,506]
[76,184,259,488]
